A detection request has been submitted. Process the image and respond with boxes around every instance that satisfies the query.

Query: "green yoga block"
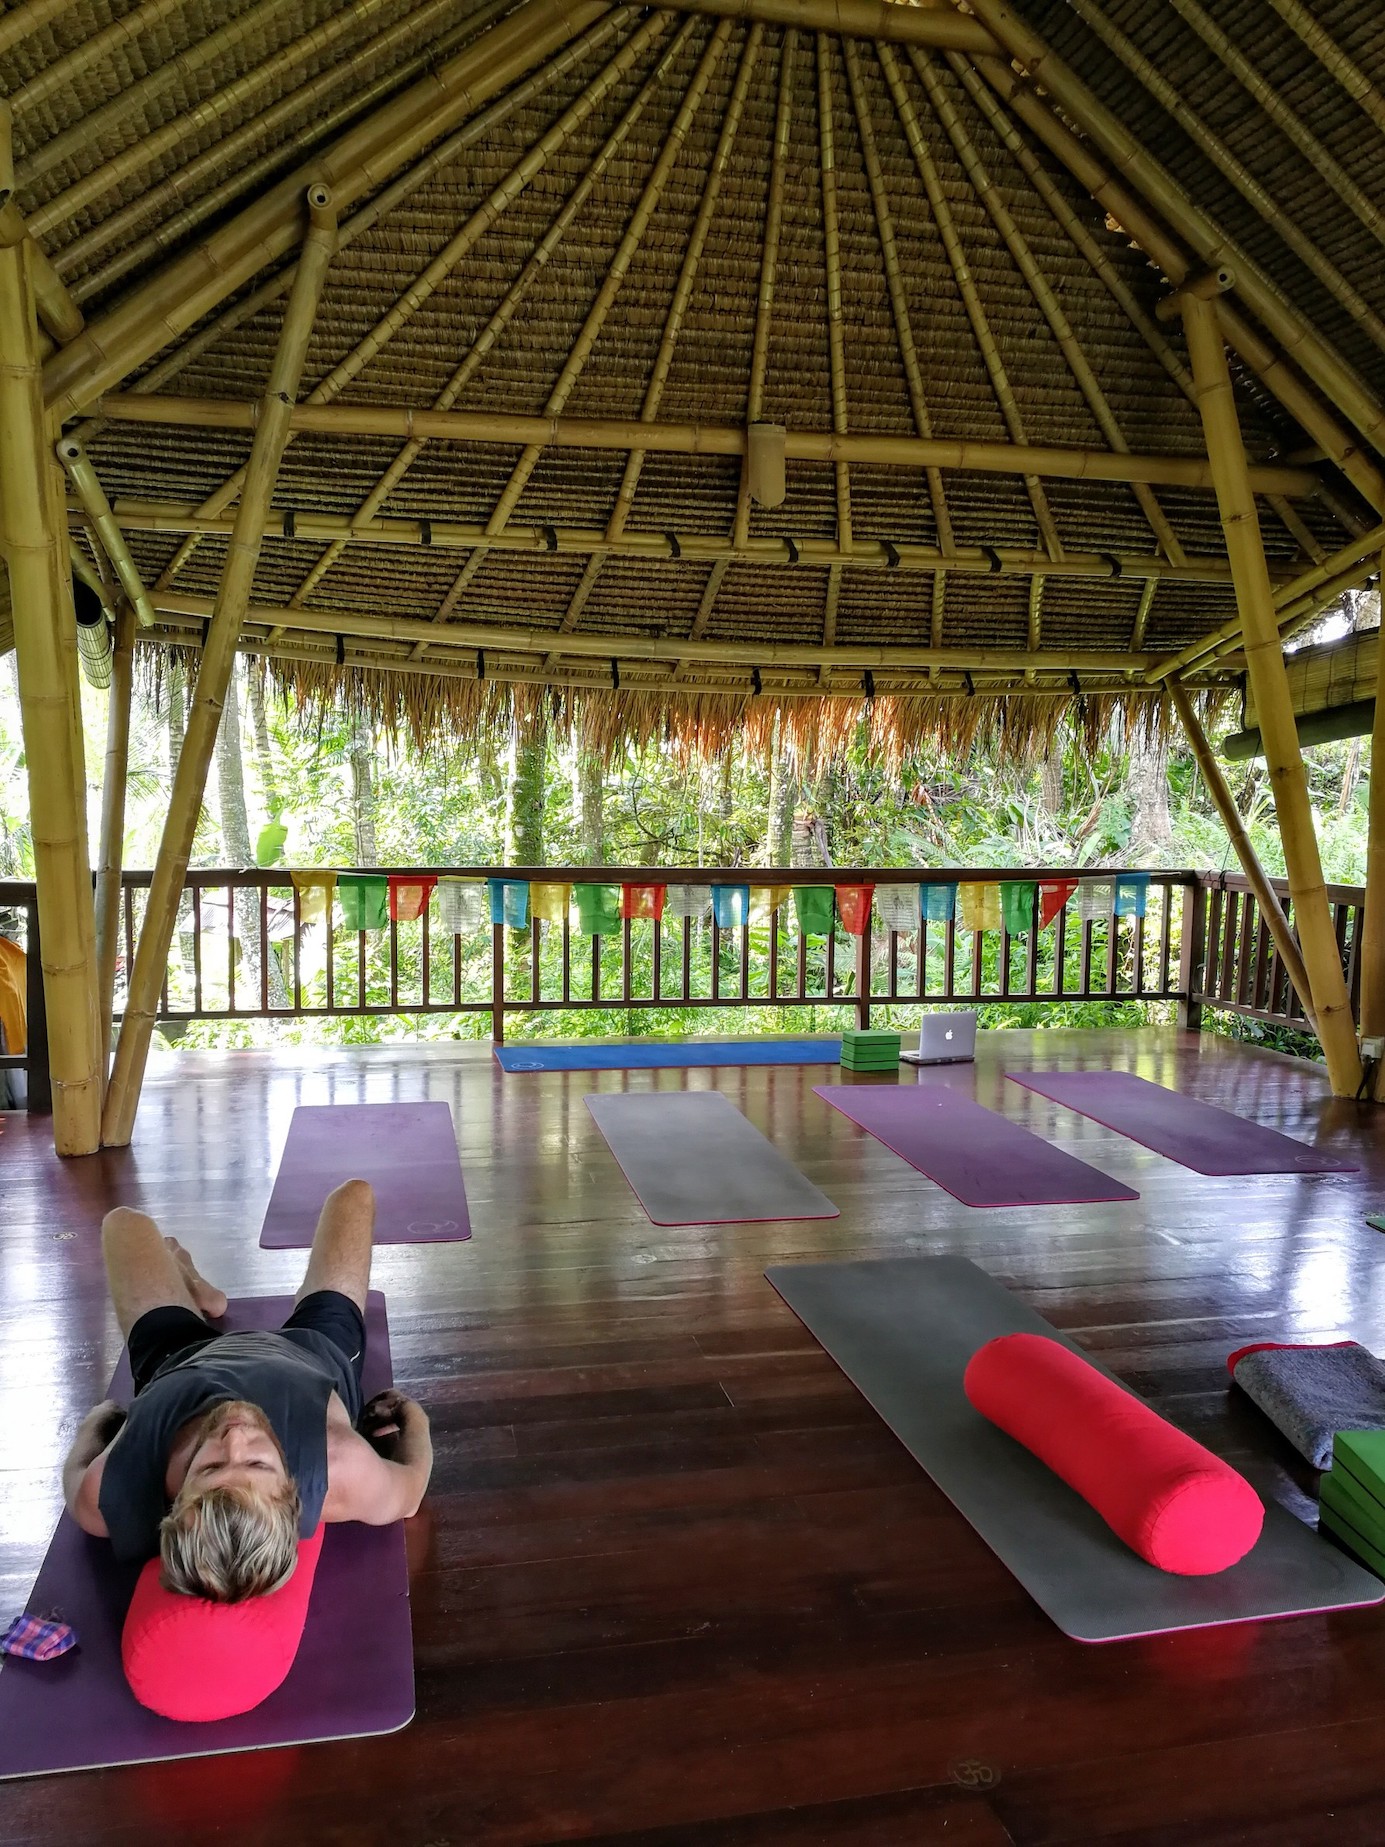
[1321,1466,1385,1549]
[1333,1430,1385,1507]
[1319,1502,1385,1579]
[840,1030,901,1053]
[838,1056,901,1071]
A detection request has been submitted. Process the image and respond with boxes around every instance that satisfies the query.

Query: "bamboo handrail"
[87,393,1320,497]
[1266,0,1385,137]
[1169,681,1317,1032]
[0,230,102,1153]
[1182,292,1361,1096]
[41,0,610,419]
[972,52,1385,518]
[57,441,156,628]
[150,586,1164,673]
[95,602,136,1072]
[102,498,1277,585]
[964,0,1385,465]
[102,189,339,1148]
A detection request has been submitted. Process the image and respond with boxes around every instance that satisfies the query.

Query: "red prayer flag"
[835,883,875,936]
[620,882,666,922]
[388,875,436,923]
[1038,878,1078,929]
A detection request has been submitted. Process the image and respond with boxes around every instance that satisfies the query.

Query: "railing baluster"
[292,885,302,1009]
[192,885,203,1015]
[260,884,271,1013]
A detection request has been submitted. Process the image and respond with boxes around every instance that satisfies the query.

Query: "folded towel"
[1228,1340,1385,1470]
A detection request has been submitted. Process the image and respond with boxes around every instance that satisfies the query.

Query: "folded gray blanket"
[1229,1342,1385,1471]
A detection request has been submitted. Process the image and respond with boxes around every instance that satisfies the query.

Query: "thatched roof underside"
[4,0,1383,756]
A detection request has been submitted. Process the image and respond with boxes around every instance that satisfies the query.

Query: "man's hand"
[359,1389,427,1459]
[61,1399,126,1537]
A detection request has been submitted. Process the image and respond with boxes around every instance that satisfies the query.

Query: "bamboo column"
[95,600,136,1066]
[0,220,103,1152]
[1169,681,1317,1032]
[1182,293,1361,1095]
[101,186,337,1145]
[1358,557,1385,1095]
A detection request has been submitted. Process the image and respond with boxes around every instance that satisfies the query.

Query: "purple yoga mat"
[1007,1070,1359,1177]
[260,1101,470,1247]
[0,1293,413,1780]
[814,1083,1138,1207]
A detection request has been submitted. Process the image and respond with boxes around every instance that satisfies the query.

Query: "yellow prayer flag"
[751,884,792,922]
[291,870,337,926]
[529,881,571,922]
[957,881,1001,932]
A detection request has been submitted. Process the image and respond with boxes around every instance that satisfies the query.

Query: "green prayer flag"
[573,883,621,936]
[337,873,388,931]
[1000,881,1037,936]
[793,885,835,936]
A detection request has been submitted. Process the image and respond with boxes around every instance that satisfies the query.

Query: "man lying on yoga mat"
[60,1178,433,1602]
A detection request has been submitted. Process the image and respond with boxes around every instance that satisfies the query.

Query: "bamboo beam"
[665,0,996,51]
[1182,292,1361,1095]
[818,35,853,553]
[41,0,609,420]
[0,230,102,1152]
[1360,553,1385,1090]
[0,105,84,346]
[0,0,75,62]
[101,189,338,1148]
[149,585,1171,674]
[1266,0,1385,137]
[964,1,1385,467]
[57,440,156,628]
[89,391,1320,496]
[970,53,1385,516]
[734,29,794,552]
[106,499,1271,585]
[95,601,136,1071]
[1169,681,1317,1032]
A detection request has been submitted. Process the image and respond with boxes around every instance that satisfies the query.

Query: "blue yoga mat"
[495,1038,842,1072]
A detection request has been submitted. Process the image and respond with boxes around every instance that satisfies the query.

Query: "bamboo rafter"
[57,440,155,629]
[817,35,853,555]
[1266,0,1385,137]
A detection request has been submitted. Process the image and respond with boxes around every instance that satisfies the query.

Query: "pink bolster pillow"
[964,1334,1263,1575]
[122,1525,324,1722]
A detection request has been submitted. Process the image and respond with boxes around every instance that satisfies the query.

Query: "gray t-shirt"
[98,1329,356,1563]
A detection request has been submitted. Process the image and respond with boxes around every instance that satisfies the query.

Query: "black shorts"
[127,1290,367,1415]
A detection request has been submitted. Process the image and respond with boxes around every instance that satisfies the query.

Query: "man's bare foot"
[164,1237,229,1319]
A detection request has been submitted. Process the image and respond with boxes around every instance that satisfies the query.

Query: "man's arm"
[324,1394,433,1526]
[61,1400,125,1537]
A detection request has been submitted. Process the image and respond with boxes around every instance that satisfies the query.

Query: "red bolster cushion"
[121,1525,324,1722]
[964,1334,1263,1575]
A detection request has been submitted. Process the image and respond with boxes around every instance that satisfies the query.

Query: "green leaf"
[255,820,288,867]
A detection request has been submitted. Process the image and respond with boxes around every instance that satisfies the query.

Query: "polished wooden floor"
[4,1027,1385,1843]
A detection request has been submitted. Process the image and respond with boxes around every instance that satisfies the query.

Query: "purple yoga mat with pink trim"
[1006,1070,1358,1177]
[259,1102,470,1247]
[0,1293,412,1780]
[814,1083,1138,1207]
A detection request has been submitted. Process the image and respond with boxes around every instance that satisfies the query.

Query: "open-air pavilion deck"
[5,1024,1385,1842]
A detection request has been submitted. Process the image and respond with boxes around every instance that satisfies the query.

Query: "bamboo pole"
[41,0,609,420]
[1266,0,1385,137]
[0,0,75,61]
[964,0,1385,465]
[818,34,853,554]
[1361,553,1385,1096]
[150,585,1167,673]
[665,0,996,51]
[0,232,102,1152]
[89,391,1319,496]
[105,499,1273,585]
[101,188,338,1147]
[1169,681,1317,1031]
[95,601,136,1070]
[1182,293,1361,1094]
[57,440,156,628]
[971,53,1385,516]
[0,105,84,345]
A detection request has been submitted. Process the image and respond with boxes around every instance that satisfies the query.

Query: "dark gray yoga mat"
[766,1257,1383,1642]
[1008,1070,1358,1176]
[586,1090,839,1226]
[260,1101,470,1247]
[815,1082,1137,1207]
[0,1292,413,1779]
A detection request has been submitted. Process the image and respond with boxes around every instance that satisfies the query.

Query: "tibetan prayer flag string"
[1076,879,1115,923]
[835,884,874,936]
[529,881,571,923]
[1000,881,1037,937]
[337,873,388,932]
[793,885,835,936]
[958,882,1001,932]
[388,875,436,923]
[290,870,336,926]
[488,879,529,929]
[1115,873,1150,918]
[573,883,621,936]
[919,881,957,923]
[1038,878,1078,928]
[875,883,922,932]
[751,884,792,924]
[435,879,487,934]
[620,883,666,922]
[711,884,750,930]
[665,884,710,920]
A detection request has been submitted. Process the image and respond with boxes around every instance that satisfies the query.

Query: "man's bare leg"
[101,1208,228,1339]
[295,1179,374,1313]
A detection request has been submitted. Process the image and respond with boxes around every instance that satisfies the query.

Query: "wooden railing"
[1186,871,1365,1036]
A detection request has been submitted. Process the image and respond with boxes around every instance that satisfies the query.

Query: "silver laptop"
[901,1010,978,1066]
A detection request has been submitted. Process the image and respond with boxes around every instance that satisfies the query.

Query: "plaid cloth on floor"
[1,1615,77,1661]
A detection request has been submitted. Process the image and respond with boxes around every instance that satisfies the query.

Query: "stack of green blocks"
[1320,1431,1385,1575]
[839,1028,901,1072]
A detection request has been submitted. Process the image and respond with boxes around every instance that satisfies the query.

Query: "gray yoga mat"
[766,1256,1384,1642]
[260,1101,470,1247]
[586,1090,839,1226]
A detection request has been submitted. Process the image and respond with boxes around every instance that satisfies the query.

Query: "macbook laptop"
[901,1010,978,1066]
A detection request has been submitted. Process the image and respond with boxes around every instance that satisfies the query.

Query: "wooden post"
[1176,874,1207,1033]
[0,201,102,1151]
[491,922,507,1043]
[101,186,337,1146]
[1169,680,1318,1033]
[1359,549,1385,1094]
[1182,293,1362,1095]
[95,600,136,1067]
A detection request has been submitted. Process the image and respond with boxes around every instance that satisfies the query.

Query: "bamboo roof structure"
[3,0,1383,756]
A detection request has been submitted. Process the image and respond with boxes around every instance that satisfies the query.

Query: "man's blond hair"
[159,1480,302,1602]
